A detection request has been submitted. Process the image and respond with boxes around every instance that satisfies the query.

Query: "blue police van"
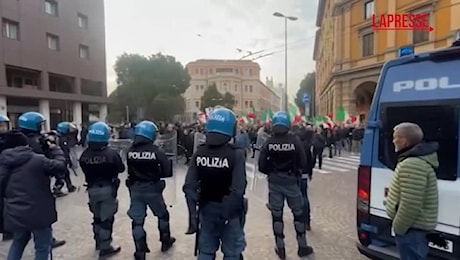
[356,35,460,260]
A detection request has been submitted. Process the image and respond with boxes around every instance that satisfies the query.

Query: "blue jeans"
[198,202,246,260]
[395,229,429,260]
[7,227,52,260]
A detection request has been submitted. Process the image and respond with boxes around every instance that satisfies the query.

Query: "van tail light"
[357,165,371,246]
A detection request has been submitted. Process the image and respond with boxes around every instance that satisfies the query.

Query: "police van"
[356,36,460,259]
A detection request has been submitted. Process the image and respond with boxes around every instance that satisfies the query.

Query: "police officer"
[79,121,125,258]
[17,111,66,248]
[54,121,76,194]
[0,114,13,241]
[183,107,247,259]
[126,120,176,260]
[258,111,314,259]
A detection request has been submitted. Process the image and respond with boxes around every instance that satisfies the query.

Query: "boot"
[134,252,146,260]
[161,237,176,252]
[298,246,314,257]
[274,247,286,259]
[185,217,197,235]
[99,245,121,258]
[51,238,66,248]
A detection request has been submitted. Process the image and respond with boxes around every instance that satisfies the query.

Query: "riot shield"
[155,131,178,207]
[255,131,270,150]
[248,152,268,201]
[193,132,206,153]
[108,139,133,163]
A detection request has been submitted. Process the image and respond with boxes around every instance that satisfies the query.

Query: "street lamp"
[273,12,298,112]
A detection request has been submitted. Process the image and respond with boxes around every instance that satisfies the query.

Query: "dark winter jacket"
[0,146,66,232]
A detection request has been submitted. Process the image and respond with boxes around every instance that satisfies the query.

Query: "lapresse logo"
[393,77,460,92]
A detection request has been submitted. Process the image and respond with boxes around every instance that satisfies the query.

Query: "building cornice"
[315,0,326,26]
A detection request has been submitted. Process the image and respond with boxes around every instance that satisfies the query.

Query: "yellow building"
[314,0,460,120]
[183,59,280,121]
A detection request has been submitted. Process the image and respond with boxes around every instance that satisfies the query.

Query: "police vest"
[80,147,121,185]
[195,144,236,202]
[127,143,161,182]
[265,134,298,173]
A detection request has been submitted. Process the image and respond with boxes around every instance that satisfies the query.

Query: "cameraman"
[17,112,66,249]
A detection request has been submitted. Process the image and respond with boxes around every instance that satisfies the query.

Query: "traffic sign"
[302,93,310,104]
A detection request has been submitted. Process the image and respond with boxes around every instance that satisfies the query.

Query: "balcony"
[6,66,41,90]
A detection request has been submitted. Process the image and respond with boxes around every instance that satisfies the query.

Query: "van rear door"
[369,57,460,258]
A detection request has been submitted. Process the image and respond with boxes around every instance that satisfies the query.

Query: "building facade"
[183,59,280,121]
[314,0,460,120]
[0,0,109,130]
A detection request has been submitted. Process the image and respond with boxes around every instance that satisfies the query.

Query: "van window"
[378,102,459,180]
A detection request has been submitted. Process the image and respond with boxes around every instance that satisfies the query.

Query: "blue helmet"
[0,115,9,123]
[134,120,158,141]
[272,111,291,129]
[87,121,110,143]
[206,108,236,137]
[57,122,70,134]
[18,112,45,132]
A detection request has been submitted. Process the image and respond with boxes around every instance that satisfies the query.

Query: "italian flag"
[247,106,256,119]
[238,115,249,124]
[261,109,274,123]
[323,115,335,128]
[288,103,302,123]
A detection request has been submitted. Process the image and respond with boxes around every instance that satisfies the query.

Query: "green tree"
[200,83,235,111]
[295,72,315,115]
[109,53,190,122]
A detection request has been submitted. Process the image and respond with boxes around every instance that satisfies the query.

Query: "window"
[364,0,374,19]
[244,101,248,108]
[195,101,199,108]
[2,19,19,40]
[244,85,248,91]
[79,45,89,59]
[362,32,374,57]
[234,84,238,91]
[78,14,88,29]
[249,85,253,92]
[195,85,199,91]
[378,102,458,180]
[412,11,430,44]
[216,68,233,73]
[249,101,253,107]
[200,85,204,90]
[45,0,58,16]
[46,33,59,51]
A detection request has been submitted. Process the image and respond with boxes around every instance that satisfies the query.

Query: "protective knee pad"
[294,221,306,235]
[273,221,284,238]
[100,218,114,230]
[93,217,101,225]
[132,219,144,229]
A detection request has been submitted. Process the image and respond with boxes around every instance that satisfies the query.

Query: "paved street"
[0,152,367,260]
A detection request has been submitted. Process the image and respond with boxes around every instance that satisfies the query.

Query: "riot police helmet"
[87,121,111,143]
[134,120,158,141]
[272,111,291,134]
[205,107,236,146]
[57,121,71,134]
[18,112,45,132]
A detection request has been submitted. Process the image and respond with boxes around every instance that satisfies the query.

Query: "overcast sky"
[104,0,318,100]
